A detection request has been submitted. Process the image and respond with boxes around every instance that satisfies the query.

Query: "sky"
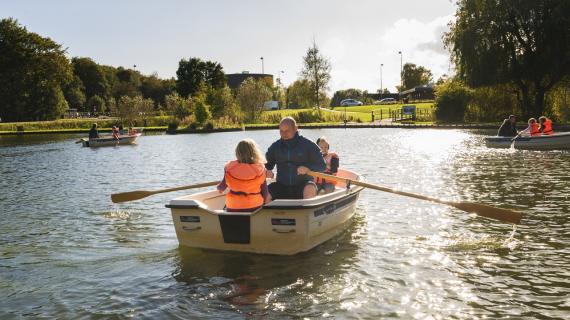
[1,0,457,93]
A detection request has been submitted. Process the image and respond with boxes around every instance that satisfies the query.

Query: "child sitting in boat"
[315,136,339,194]
[217,139,269,212]
[538,116,554,135]
[111,126,120,140]
[521,118,541,137]
[128,127,137,135]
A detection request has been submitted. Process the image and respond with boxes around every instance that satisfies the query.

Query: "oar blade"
[111,190,153,203]
[451,202,522,224]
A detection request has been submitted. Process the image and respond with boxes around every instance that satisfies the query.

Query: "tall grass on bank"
[0,116,172,132]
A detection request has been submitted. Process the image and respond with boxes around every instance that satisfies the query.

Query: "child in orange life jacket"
[217,139,269,212]
[521,118,541,137]
[538,116,553,135]
[315,136,339,194]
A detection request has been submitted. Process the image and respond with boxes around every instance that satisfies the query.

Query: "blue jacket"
[265,132,326,186]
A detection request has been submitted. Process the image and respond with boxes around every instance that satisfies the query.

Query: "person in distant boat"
[314,136,339,194]
[217,139,269,212]
[538,116,553,135]
[89,123,100,139]
[128,126,137,135]
[521,118,541,137]
[265,117,326,200]
[497,114,518,137]
[111,126,120,140]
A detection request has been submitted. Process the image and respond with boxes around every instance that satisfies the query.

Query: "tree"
[237,78,271,122]
[64,75,86,110]
[140,74,176,108]
[87,95,105,113]
[71,57,109,102]
[206,85,241,120]
[193,98,211,124]
[165,92,192,121]
[176,57,226,97]
[110,96,153,124]
[286,79,313,109]
[434,79,472,122]
[300,41,331,108]
[112,67,141,100]
[400,63,433,91]
[444,0,570,118]
[0,18,73,121]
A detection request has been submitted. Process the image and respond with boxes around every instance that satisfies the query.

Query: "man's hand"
[266,170,274,178]
[297,166,309,175]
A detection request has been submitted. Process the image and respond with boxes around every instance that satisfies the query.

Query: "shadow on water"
[170,213,366,317]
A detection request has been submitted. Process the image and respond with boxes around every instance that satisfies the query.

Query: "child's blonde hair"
[235,139,266,164]
[528,118,536,124]
[316,136,329,148]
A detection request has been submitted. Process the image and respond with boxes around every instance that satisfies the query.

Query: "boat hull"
[167,170,364,255]
[485,132,570,150]
[82,133,141,147]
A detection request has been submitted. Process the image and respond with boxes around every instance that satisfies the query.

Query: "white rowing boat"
[166,169,364,255]
[485,132,570,150]
[81,133,141,147]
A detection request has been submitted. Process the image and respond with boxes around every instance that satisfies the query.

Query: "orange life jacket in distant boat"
[542,119,553,135]
[224,160,266,210]
[529,123,541,136]
[316,152,339,186]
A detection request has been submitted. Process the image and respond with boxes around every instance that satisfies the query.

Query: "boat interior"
[169,169,363,214]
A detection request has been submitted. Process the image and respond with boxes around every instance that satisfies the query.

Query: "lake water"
[1,129,569,319]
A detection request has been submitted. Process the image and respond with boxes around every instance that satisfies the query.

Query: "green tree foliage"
[193,98,212,124]
[140,74,175,108]
[86,95,106,113]
[0,18,73,121]
[466,84,519,122]
[206,85,241,121]
[286,79,313,109]
[300,41,331,108]
[64,75,86,110]
[237,78,272,122]
[434,79,472,122]
[176,57,226,97]
[112,67,141,100]
[165,92,192,121]
[547,81,570,122]
[445,0,570,118]
[400,63,432,91]
[110,96,154,124]
[71,57,109,103]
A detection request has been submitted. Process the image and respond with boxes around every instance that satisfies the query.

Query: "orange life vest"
[529,123,540,136]
[224,160,266,210]
[316,152,339,186]
[542,119,553,135]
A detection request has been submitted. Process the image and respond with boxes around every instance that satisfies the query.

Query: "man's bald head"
[279,116,298,140]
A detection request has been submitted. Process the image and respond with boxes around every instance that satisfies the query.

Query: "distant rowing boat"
[485,132,570,150]
[80,133,141,147]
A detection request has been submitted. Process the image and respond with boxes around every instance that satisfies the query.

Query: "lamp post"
[398,51,403,91]
[380,63,383,98]
[260,57,264,74]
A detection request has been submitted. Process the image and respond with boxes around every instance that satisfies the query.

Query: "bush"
[204,121,214,130]
[434,80,472,122]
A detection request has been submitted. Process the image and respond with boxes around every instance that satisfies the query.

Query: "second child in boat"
[538,116,554,135]
[521,118,541,137]
[217,139,269,212]
[315,136,339,194]
[111,126,120,140]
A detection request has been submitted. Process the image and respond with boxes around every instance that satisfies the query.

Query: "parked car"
[374,98,397,105]
[340,99,363,106]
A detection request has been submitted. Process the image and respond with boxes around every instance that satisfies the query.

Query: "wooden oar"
[307,171,522,224]
[111,181,220,203]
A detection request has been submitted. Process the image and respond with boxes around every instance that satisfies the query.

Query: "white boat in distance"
[166,169,364,255]
[81,133,141,147]
[485,132,570,150]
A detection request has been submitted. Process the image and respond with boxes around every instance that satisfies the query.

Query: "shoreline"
[2,123,570,135]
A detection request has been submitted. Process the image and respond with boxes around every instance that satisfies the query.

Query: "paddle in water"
[307,171,522,224]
